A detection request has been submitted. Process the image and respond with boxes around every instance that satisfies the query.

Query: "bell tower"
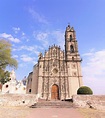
[65,25,83,96]
[65,25,79,61]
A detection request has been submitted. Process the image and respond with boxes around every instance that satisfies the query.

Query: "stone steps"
[30,100,74,108]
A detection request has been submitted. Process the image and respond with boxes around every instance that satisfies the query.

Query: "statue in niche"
[49,63,52,71]
[44,79,48,92]
[61,65,64,71]
[45,62,48,71]
[45,66,48,71]
[53,59,57,67]
[52,49,56,56]
[38,52,43,59]
[61,82,65,92]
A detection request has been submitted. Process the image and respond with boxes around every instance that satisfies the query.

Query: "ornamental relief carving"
[52,59,58,67]
[61,83,65,92]
[60,65,64,71]
[52,68,58,74]
[61,79,65,92]
[71,64,76,69]
[48,77,58,85]
[44,78,49,92]
[48,62,52,71]
[72,71,77,76]
[45,66,48,71]
[50,78,59,86]
[52,49,56,56]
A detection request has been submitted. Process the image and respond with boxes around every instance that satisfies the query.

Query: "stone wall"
[72,95,105,110]
[0,94,37,106]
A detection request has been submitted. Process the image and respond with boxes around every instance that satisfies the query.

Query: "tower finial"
[68,22,70,27]
[66,23,70,31]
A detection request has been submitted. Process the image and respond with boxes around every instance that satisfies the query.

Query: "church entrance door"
[51,84,59,100]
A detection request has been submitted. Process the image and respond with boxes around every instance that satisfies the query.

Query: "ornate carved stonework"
[44,79,48,92]
[72,71,77,76]
[26,25,83,100]
[72,64,76,69]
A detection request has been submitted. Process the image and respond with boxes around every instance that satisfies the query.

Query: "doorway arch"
[51,84,59,100]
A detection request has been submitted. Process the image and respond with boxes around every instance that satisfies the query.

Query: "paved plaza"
[27,108,83,118]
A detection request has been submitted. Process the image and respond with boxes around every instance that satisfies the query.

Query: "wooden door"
[51,84,59,100]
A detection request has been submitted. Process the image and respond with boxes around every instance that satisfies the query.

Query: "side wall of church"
[31,64,39,94]
[37,61,43,98]
[26,72,33,94]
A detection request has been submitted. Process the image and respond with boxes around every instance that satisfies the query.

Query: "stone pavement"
[26,108,83,118]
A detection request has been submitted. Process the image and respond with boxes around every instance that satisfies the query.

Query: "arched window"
[72,57,74,61]
[29,89,31,93]
[70,45,74,53]
[70,35,72,41]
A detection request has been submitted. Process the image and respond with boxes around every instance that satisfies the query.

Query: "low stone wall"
[72,95,105,110]
[0,94,37,106]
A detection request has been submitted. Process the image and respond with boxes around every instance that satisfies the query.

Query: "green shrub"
[77,86,93,95]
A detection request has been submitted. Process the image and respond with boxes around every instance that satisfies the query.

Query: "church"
[26,25,83,100]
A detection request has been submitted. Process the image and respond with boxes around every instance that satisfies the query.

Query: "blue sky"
[0,0,105,95]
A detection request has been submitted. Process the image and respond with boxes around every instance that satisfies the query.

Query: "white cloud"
[82,52,93,56]
[0,33,20,43]
[20,54,37,65]
[12,27,20,34]
[34,30,64,49]
[21,46,35,51]
[22,32,25,36]
[82,49,105,94]
[12,55,18,58]
[52,30,64,49]
[19,63,25,67]
[20,55,34,62]
[36,32,48,41]
[13,45,41,55]
[35,32,49,47]
[28,8,49,24]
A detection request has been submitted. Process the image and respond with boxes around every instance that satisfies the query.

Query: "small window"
[70,35,72,41]
[6,85,8,88]
[29,89,31,93]
[15,87,18,90]
[72,57,74,61]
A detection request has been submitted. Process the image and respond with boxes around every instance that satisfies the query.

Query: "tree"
[77,86,93,95]
[0,69,10,84]
[0,39,18,84]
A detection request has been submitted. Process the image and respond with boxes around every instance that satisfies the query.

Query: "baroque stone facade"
[26,25,83,100]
